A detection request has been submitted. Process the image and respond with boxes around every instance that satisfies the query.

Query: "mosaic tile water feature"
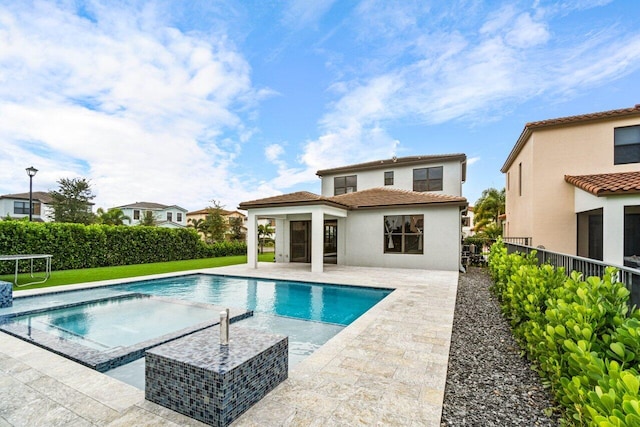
[0,281,11,308]
[146,324,288,427]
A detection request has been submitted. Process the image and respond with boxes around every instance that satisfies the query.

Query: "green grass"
[2,252,275,291]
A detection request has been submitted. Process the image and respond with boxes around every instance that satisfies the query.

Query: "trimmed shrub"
[488,239,640,426]
[0,221,246,273]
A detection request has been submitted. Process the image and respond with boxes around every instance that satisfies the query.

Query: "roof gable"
[502,104,640,172]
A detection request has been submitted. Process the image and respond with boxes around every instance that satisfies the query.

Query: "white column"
[275,218,286,263]
[603,203,624,266]
[311,208,324,273]
[247,212,258,269]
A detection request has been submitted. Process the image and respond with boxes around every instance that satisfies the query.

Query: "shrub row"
[489,239,640,426]
[0,221,246,273]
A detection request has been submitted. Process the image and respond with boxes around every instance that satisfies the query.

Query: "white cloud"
[0,1,267,210]
[265,144,285,162]
[282,0,336,30]
[467,157,480,166]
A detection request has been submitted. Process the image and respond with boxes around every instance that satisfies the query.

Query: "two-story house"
[501,104,640,268]
[0,191,55,221]
[239,154,468,272]
[115,202,188,228]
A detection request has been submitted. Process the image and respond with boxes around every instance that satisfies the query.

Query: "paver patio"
[0,263,458,426]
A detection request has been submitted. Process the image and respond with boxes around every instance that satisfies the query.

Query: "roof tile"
[564,171,640,196]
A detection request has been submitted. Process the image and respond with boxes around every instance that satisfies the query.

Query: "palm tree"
[188,218,206,239]
[473,188,506,235]
[96,207,131,225]
[138,210,157,226]
[257,223,274,254]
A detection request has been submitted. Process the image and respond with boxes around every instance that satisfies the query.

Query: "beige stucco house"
[186,208,248,240]
[501,104,640,268]
[239,154,468,273]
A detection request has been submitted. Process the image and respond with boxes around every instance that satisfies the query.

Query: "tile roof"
[187,208,246,216]
[330,187,467,208]
[0,191,53,203]
[316,153,466,176]
[238,188,467,210]
[501,104,640,172]
[238,191,346,209]
[565,172,640,196]
[117,202,187,211]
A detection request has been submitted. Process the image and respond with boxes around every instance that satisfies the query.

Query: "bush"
[0,221,246,273]
[488,240,640,426]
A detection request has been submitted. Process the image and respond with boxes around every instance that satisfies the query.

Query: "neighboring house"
[186,208,249,240]
[239,154,468,272]
[501,104,640,268]
[0,191,54,222]
[461,206,475,238]
[115,202,188,228]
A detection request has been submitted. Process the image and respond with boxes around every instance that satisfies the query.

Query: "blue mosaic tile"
[145,326,288,427]
[0,281,11,309]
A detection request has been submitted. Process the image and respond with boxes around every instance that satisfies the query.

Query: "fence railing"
[502,236,532,246]
[505,242,640,309]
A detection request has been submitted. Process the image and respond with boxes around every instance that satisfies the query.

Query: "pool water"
[0,274,392,389]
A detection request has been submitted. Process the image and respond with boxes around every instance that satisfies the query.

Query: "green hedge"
[489,239,640,426]
[0,221,246,273]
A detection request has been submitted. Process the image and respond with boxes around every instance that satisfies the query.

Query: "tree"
[257,223,274,254]
[138,210,157,226]
[229,216,245,241]
[96,208,131,225]
[188,217,206,235]
[202,200,228,243]
[473,187,506,236]
[49,178,96,224]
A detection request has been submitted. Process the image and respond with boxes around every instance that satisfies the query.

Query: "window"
[384,171,394,186]
[133,210,140,220]
[167,212,173,222]
[334,175,357,195]
[615,125,640,164]
[383,215,424,254]
[507,171,510,190]
[13,201,40,215]
[177,212,182,222]
[413,167,443,192]
[518,162,522,196]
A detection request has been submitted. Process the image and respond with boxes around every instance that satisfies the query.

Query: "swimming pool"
[0,274,392,388]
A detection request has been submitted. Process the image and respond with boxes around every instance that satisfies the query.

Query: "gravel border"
[440,267,560,426]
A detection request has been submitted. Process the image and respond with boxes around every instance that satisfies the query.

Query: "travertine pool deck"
[0,263,458,426]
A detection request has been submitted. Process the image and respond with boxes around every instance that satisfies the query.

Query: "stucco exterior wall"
[504,115,640,254]
[344,206,462,271]
[320,159,463,197]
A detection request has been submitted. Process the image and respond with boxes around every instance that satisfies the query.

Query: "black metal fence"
[505,242,640,309]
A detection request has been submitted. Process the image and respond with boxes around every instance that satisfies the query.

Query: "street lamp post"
[25,166,38,221]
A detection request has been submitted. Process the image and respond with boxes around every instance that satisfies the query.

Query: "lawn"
[2,253,275,290]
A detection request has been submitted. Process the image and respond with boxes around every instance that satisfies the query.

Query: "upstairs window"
[177,212,182,222]
[615,125,640,164]
[133,210,140,220]
[167,212,173,222]
[413,166,443,192]
[334,175,357,195]
[384,171,394,186]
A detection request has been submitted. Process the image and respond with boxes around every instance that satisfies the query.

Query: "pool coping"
[0,263,458,426]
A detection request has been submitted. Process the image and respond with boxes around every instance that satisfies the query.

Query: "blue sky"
[1,0,640,212]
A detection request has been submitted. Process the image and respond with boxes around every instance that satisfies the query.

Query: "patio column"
[247,212,257,269]
[311,209,324,273]
[603,203,624,265]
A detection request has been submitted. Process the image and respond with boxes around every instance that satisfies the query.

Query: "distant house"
[186,208,249,240]
[461,206,475,238]
[501,104,640,268]
[239,153,468,272]
[115,202,188,228]
[0,191,54,222]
